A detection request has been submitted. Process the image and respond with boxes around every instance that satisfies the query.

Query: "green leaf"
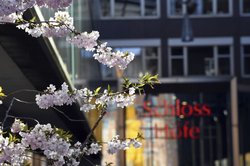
[29,16,36,22]
[94,87,101,96]
[107,84,111,93]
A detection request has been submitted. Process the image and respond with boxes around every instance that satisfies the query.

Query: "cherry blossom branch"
[2,97,16,130]
[51,106,88,122]
[81,156,97,166]
[5,89,41,98]
[83,110,107,146]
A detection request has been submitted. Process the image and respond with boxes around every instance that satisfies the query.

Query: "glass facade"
[40,0,92,88]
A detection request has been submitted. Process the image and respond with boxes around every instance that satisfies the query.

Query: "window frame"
[168,37,234,77]
[99,0,161,19]
[167,0,233,18]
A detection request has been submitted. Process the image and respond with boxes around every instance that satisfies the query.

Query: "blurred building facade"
[78,0,250,166]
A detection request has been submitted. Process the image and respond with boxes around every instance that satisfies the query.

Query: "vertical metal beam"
[230,77,240,166]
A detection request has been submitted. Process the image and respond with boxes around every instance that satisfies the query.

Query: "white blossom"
[106,135,141,155]
[93,43,134,70]
[67,31,99,51]
[129,87,135,95]
[87,143,101,155]
[80,104,96,112]
[0,13,22,23]
[11,119,26,133]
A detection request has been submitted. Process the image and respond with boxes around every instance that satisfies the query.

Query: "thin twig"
[51,106,88,122]
[7,115,39,124]
[82,156,97,166]
[83,110,107,146]
[2,97,16,130]
[5,89,41,98]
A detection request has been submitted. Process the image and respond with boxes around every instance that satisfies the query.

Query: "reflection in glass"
[145,0,157,16]
[115,0,141,17]
[170,0,230,16]
[145,47,158,57]
[101,0,111,17]
[146,59,158,75]
[198,0,212,15]
[170,0,182,15]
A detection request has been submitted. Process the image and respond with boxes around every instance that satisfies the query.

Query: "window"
[241,0,250,15]
[242,45,250,76]
[169,42,232,76]
[100,0,160,18]
[168,0,232,17]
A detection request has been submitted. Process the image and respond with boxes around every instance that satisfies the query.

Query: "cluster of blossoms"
[0,134,27,165]
[16,11,74,38]
[0,119,141,166]
[0,0,72,17]
[35,83,76,109]
[35,82,136,112]
[107,135,142,155]
[67,31,100,51]
[0,13,22,23]
[0,10,134,70]
[93,42,135,70]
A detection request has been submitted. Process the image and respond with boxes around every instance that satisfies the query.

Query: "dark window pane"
[146,59,158,75]
[244,57,250,75]
[101,0,111,17]
[171,47,183,56]
[145,47,158,57]
[188,47,214,75]
[218,46,230,55]
[217,0,229,14]
[243,0,250,13]
[115,0,141,17]
[218,58,230,75]
[244,45,250,54]
[145,0,157,16]
[199,0,212,14]
[170,0,182,15]
[172,59,184,76]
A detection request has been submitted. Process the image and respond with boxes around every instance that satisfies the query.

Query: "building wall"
[91,0,250,85]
